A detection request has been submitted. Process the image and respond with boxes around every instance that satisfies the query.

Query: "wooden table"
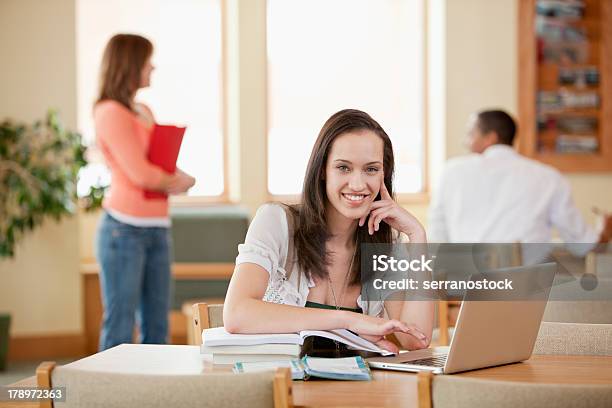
[2,345,612,408]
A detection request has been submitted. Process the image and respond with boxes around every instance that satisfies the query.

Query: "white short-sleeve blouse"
[235,203,385,317]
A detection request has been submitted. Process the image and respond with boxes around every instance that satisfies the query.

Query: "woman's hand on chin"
[358,173,426,242]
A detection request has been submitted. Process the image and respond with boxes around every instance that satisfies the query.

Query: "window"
[77,0,224,198]
[267,0,425,196]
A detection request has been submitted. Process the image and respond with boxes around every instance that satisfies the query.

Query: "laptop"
[367,263,556,374]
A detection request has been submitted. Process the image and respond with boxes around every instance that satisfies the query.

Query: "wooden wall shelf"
[518,0,612,172]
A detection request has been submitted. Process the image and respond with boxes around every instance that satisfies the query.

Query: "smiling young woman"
[223,109,433,353]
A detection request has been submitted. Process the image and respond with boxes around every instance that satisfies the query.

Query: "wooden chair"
[435,300,459,346]
[35,344,293,408]
[534,322,612,356]
[417,371,612,408]
[192,303,224,345]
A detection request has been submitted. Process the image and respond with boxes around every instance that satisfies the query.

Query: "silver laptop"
[367,263,556,374]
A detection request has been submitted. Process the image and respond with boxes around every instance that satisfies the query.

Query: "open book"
[201,327,394,357]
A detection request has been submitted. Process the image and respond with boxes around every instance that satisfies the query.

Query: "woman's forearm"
[223,298,353,334]
[384,294,434,350]
[399,300,434,349]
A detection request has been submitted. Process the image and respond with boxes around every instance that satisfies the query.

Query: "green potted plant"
[0,111,88,257]
[0,111,102,370]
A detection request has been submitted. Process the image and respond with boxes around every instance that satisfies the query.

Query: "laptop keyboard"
[403,355,447,367]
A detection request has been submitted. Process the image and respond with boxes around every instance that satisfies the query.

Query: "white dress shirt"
[428,145,598,246]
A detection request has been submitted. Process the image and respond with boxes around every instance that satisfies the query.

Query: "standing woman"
[94,34,195,350]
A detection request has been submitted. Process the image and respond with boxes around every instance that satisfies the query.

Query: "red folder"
[144,124,186,199]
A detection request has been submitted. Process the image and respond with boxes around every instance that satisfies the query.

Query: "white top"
[428,145,598,248]
[235,203,385,317]
[107,208,170,228]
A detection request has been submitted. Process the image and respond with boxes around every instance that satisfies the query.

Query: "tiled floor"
[0,358,75,385]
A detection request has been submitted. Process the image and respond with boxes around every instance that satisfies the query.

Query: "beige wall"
[566,174,612,226]
[445,0,517,159]
[0,0,82,335]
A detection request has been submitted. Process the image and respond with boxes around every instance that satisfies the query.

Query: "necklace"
[327,237,358,352]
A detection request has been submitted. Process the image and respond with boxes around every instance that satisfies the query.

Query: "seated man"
[428,109,611,252]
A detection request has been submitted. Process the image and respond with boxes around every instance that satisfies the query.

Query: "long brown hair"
[290,109,396,285]
[96,34,153,110]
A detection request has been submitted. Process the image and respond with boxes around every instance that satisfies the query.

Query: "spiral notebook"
[233,356,372,381]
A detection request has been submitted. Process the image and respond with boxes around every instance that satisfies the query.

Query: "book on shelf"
[558,67,599,87]
[536,0,585,20]
[233,356,372,381]
[557,117,598,133]
[556,134,598,153]
[537,90,599,111]
[200,327,394,364]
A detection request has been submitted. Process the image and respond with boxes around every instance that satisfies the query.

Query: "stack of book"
[200,327,393,365]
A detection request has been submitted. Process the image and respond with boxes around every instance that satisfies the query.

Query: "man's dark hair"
[476,110,517,146]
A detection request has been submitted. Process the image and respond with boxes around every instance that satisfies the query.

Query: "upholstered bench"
[170,206,249,309]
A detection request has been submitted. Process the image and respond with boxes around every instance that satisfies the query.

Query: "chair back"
[192,303,224,345]
[534,322,612,356]
[543,271,612,323]
[543,301,612,324]
[37,344,292,408]
[427,375,612,408]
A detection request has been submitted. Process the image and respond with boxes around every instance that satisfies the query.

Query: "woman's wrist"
[406,226,427,243]
[336,310,353,330]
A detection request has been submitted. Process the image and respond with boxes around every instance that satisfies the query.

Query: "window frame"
[76,0,229,206]
[170,0,229,205]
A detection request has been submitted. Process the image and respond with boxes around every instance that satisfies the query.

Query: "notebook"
[144,124,186,199]
[201,327,394,356]
[233,356,372,381]
[234,360,306,380]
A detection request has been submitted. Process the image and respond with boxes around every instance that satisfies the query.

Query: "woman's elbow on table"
[222,301,248,334]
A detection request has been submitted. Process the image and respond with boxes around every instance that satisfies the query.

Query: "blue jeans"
[96,212,172,351]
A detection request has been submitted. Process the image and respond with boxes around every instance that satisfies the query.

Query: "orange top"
[94,100,169,218]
